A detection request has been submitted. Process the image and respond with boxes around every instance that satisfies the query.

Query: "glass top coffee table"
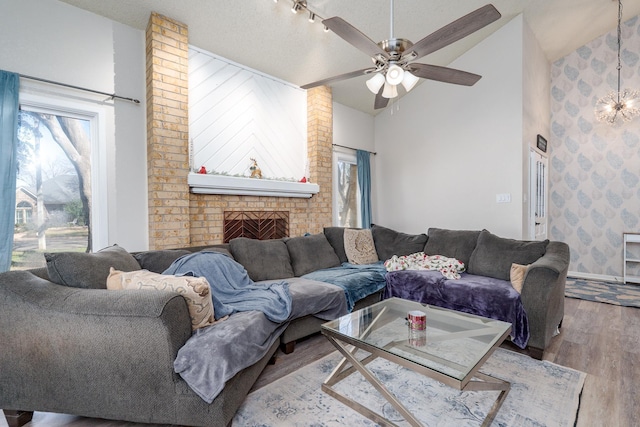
[320,297,512,427]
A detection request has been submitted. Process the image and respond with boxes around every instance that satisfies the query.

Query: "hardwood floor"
[1,296,637,427]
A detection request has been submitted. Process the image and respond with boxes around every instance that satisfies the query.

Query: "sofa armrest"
[0,270,192,419]
[520,241,570,352]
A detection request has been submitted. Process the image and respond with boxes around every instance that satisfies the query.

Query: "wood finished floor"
[1,297,638,427]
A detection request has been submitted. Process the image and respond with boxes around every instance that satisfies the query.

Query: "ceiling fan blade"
[404,4,501,61]
[300,67,375,90]
[410,63,481,86]
[374,86,389,109]
[323,17,389,59]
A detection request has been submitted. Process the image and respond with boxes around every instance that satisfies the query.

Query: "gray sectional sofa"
[0,225,569,427]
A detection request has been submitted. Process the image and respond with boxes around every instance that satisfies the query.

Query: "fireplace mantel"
[188,173,320,198]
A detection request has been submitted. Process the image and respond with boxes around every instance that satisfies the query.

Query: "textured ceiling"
[59,0,640,115]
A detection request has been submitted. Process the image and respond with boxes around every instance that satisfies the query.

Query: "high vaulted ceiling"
[60,0,640,115]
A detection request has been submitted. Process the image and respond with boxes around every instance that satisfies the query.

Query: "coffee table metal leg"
[323,335,511,427]
[466,372,510,427]
[323,335,424,427]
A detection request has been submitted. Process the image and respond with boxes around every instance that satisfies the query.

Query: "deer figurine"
[249,158,262,179]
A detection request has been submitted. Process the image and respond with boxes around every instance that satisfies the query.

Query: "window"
[10,82,108,270]
[333,151,360,228]
[15,201,33,224]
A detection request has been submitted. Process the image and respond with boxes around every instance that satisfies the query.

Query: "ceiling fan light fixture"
[385,64,404,85]
[366,73,385,94]
[401,70,419,92]
[382,81,398,98]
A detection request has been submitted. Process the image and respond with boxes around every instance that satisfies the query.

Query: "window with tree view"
[12,109,92,270]
[335,155,360,228]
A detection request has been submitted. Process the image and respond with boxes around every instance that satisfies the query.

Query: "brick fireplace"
[145,13,333,249]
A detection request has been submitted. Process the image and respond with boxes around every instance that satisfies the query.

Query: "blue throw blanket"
[302,262,388,311]
[163,251,292,322]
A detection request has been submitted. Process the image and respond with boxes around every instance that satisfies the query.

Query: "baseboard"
[567,271,621,283]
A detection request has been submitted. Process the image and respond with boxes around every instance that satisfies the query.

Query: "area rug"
[233,348,586,426]
[565,277,640,308]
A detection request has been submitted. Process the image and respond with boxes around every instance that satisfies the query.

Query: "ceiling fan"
[301,1,501,110]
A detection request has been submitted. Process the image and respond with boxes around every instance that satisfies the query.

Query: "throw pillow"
[371,224,428,261]
[343,228,379,265]
[107,268,215,331]
[467,230,548,281]
[510,263,528,294]
[423,228,481,266]
[45,244,141,289]
[284,233,341,276]
[323,227,351,263]
[229,237,295,281]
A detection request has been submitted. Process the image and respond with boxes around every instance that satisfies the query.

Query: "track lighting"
[273,1,327,33]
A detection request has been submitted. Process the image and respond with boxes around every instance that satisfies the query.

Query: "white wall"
[373,15,526,238]
[332,102,378,223]
[0,0,149,251]
[522,18,551,238]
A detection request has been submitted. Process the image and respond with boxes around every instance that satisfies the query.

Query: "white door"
[529,149,548,240]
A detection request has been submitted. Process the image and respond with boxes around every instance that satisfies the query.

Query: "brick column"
[145,13,190,249]
[306,86,333,232]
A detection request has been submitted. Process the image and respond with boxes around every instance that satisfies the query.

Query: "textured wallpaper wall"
[549,15,640,279]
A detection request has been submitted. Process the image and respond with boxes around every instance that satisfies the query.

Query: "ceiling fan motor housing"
[378,38,413,59]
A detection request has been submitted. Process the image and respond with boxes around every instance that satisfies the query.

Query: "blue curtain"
[356,149,372,229]
[0,71,20,272]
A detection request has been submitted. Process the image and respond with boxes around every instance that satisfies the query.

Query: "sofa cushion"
[323,227,350,263]
[229,237,294,281]
[344,228,379,265]
[371,224,428,261]
[468,230,548,281]
[423,228,481,266]
[107,268,216,331]
[45,244,141,289]
[134,249,191,273]
[284,233,341,276]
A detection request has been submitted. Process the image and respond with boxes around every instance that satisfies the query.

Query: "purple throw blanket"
[383,270,530,348]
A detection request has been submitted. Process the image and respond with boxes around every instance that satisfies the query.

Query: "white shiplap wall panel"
[189,47,307,180]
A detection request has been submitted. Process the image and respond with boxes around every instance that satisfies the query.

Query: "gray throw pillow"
[467,230,549,280]
[423,228,481,266]
[133,249,191,273]
[229,237,294,281]
[371,224,428,261]
[323,227,351,264]
[285,233,341,276]
[45,244,141,289]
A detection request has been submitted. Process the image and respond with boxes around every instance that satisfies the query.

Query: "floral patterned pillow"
[343,228,379,265]
[107,268,217,331]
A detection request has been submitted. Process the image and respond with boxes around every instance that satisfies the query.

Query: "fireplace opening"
[223,211,289,243]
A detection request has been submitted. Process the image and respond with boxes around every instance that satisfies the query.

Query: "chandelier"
[594,0,640,124]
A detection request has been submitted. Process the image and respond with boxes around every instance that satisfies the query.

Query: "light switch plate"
[496,193,511,203]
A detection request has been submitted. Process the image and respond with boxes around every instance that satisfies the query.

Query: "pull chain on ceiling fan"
[301,2,502,110]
